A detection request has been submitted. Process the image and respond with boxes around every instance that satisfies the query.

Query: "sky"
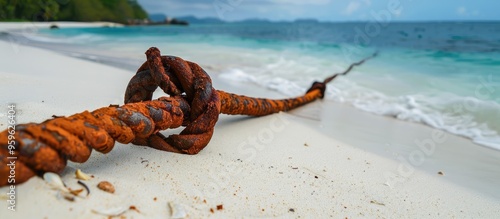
[137,0,499,22]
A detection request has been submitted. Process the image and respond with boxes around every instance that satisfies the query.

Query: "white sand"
[0,21,122,32]
[0,28,499,218]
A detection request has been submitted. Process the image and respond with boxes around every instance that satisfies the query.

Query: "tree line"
[0,0,148,24]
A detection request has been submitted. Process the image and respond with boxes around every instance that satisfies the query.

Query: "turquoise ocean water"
[18,22,500,150]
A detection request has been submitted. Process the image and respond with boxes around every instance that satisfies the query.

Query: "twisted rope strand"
[0,97,189,186]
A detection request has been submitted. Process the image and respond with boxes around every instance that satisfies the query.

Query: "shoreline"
[0,24,499,217]
[217,70,500,200]
[2,21,498,152]
[0,21,123,32]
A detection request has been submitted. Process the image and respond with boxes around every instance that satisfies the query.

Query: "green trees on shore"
[0,0,148,23]
[0,0,60,21]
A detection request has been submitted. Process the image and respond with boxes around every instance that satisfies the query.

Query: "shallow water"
[12,21,500,150]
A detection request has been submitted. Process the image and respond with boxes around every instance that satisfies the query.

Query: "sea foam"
[219,67,500,150]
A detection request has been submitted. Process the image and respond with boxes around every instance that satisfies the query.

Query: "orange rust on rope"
[0,96,189,186]
[218,89,323,116]
[0,47,376,186]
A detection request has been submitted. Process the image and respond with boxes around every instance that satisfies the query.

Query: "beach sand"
[0,21,122,31]
[0,23,499,218]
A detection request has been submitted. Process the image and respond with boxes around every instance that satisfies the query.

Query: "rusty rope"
[323,51,378,84]
[0,47,377,186]
[0,97,189,185]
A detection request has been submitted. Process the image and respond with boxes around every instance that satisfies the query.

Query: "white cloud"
[393,9,402,17]
[272,0,331,5]
[457,6,479,17]
[342,0,373,16]
[343,2,361,15]
[457,6,467,15]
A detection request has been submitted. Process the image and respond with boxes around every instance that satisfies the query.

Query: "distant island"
[173,16,322,24]
[134,13,188,26]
